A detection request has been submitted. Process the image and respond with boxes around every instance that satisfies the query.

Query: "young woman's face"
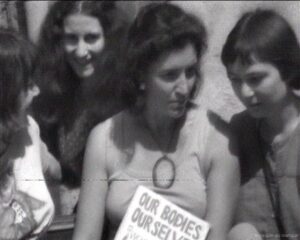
[63,13,105,79]
[227,60,290,118]
[144,43,198,119]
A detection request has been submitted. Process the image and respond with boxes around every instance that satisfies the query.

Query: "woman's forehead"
[151,43,198,71]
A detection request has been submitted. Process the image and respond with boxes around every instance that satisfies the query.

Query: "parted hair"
[222,9,300,89]
[32,1,129,127]
[121,3,207,108]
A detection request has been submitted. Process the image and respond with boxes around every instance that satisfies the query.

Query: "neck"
[143,109,176,135]
[78,73,97,96]
[262,96,300,143]
[142,109,180,153]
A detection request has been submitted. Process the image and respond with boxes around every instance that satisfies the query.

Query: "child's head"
[0,28,39,153]
[222,9,300,89]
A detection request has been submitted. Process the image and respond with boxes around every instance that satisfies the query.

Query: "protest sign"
[115,186,210,240]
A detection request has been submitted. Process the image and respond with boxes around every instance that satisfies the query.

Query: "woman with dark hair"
[32,1,129,187]
[222,9,300,239]
[73,3,239,240]
[0,28,54,239]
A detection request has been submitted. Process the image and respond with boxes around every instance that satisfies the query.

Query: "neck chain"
[142,115,180,189]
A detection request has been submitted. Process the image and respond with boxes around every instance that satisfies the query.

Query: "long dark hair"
[221,9,300,89]
[0,28,36,178]
[32,1,129,128]
[121,3,207,109]
[0,28,36,154]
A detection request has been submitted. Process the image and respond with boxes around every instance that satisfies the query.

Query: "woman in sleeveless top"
[73,3,240,240]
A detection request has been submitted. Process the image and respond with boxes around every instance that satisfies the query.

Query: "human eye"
[159,70,180,82]
[63,33,78,45]
[228,76,242,85]
[185,65,198,79]
[246,74,265,86]
[84,33,101,44]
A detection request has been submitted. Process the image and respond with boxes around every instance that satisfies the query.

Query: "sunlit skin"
[227,60,292,120]
[63,14,105,79]
[144,43,198,125]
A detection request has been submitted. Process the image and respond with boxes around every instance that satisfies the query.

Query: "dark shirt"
[230,111,300,239]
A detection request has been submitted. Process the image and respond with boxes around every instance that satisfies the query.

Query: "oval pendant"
[152,156,176,189]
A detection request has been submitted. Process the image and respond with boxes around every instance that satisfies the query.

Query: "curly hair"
[221,9,300,89]
[32,1,129,128]
[0,28,36,156]
[121,3,207,109]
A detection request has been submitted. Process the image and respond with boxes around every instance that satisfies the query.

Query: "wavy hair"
[121,3,207,109]
[221,9,300,89]
[0,28,36,174]
[32,1,129,128]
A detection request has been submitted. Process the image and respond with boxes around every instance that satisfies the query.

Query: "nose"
[75,39,89,58]
[175,73,189,98]
[240,82,254,98]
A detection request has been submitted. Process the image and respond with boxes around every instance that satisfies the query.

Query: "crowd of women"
[0,1,299,239]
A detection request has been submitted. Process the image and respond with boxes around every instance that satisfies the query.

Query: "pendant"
[152,156,176,189]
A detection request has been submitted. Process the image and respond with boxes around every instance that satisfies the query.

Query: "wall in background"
[173,1,300,120]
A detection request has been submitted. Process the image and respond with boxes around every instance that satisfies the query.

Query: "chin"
[169,109,187,119]
[74,65,95,79]
[78,71,94,79]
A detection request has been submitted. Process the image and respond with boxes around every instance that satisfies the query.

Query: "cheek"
[231,83,243,99]
[63,42,75,55]
[92,39,105,55]
[146,80,170,102]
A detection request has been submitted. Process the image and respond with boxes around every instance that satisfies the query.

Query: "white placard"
[115,186,210,240]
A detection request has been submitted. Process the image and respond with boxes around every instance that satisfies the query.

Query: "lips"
[246,102,262,111]
[169,100,188,110]
[74,58,91,66]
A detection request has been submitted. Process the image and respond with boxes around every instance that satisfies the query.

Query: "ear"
[292,88,300,97]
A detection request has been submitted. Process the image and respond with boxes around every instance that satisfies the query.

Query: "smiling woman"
[32,1,129,189]
[63,13,105,79]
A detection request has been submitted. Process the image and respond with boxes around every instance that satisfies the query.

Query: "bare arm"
[204,129,240,240]
[72,125,109,240]
[40,140,62,182]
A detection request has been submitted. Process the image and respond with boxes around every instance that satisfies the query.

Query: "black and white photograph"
[0,1,299,239]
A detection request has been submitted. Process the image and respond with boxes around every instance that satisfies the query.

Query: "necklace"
[142,115,180,189]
